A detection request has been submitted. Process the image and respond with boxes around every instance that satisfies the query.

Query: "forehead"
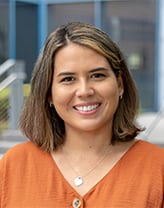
[54,43,111,72]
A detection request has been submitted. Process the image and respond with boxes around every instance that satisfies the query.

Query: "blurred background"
[0,0,164,157]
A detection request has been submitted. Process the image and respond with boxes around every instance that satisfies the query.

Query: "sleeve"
[0,158,4,208]
[0,154,9,208]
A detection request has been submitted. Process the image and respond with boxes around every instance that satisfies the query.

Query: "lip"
[73,102,101,114]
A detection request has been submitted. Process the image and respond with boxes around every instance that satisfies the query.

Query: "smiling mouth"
[74,104,100,112]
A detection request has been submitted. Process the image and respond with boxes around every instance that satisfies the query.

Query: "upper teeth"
[75,104,99,112]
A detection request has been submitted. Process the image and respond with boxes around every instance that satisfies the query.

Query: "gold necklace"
[62,144,113,187]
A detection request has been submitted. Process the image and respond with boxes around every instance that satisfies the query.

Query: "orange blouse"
[0,140,164,208]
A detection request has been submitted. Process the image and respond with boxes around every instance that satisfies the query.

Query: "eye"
[91,73,106,79]
[60,76,75,83]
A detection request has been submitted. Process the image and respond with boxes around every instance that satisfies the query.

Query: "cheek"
[51,86,72,107]
[101,82,120,100]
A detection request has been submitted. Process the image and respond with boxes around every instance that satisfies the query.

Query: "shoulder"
[132,139,164,163]
[0,141,48,166]
[135,139,164,153]
[2,141,39,156]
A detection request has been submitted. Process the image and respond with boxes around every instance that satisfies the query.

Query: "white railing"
[0,73,17,91]
[0,59,26,130]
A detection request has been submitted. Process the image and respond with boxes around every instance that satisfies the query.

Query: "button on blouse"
[72,197,82,208]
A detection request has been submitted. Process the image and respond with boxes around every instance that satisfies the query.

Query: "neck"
[62,127,113,155]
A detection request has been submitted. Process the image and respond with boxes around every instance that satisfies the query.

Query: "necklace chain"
[62,144,113,187]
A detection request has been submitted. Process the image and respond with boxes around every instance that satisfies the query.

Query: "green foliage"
[0,87,9,99]
[0,84,30,99]
[0,84,30,131]
[23,84,31,97]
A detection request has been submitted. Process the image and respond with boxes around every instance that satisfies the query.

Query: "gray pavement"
[0,112,164,158]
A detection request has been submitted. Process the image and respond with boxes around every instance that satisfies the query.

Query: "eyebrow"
[57,72,75,77]
[57,67,109,77]
[89,67,108,73]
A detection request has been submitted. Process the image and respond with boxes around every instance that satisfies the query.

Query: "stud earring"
[49,103,53,107]
[119,94,123,100]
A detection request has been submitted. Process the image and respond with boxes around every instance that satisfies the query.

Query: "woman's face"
[51,43,123,133]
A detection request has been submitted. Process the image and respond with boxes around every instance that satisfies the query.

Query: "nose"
[75,80,94,97]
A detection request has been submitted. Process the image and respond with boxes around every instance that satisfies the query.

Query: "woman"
[0,22,164,208]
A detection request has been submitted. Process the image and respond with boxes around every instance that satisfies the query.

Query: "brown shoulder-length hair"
[20,22,142,152]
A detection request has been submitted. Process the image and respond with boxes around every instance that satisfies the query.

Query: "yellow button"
[72,198,81,208]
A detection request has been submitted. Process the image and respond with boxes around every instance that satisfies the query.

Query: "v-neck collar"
[49,139,141,197]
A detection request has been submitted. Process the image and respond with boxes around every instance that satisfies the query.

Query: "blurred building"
[0,0,163,112]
